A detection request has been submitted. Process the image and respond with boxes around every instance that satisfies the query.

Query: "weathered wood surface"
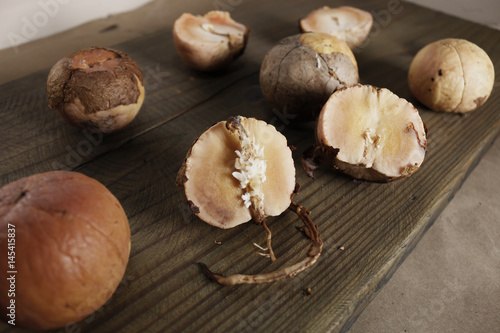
[1,0,499,332]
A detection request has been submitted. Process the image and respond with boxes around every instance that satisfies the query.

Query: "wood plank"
[0,0,499,332]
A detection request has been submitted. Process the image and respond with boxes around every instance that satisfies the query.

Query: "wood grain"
[1,0,499,332]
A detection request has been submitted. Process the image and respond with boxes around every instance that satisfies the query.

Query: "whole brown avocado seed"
[47,47,145,133]
[408,38,495,113]
[260,32,359,121]
[0,171,130,330]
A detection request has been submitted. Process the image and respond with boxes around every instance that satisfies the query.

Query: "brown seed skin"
[47,47,145,133]
[0,171,131,330]
[316,141,422,182]
[260,33,359,122]
[408,38,495,113]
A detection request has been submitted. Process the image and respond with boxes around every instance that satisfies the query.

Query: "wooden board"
[1,0,499,332]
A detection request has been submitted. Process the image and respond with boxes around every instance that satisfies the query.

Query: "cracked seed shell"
[259,32,359,121]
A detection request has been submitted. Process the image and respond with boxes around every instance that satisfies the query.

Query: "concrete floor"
[407,0,500,30]
[348,137,500,333]
[349,2,500,332]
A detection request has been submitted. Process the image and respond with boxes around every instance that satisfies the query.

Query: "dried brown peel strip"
[199,201,323,286]
[301,144,341,179]
[301,145,322,178]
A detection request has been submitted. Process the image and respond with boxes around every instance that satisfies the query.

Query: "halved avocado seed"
[308,84,427,182]
[173,11,249,71]
[299,6,373,49]
[177,116,323,285]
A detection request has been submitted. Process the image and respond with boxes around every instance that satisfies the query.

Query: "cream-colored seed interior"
[184,118,295,229]
[201,23,216,32]
[200,23,232,39]
[364,128,380,147]
[318,85,426,178]
[194,17,243,42]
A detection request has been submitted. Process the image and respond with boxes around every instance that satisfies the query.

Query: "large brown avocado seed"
[47,46,145,133]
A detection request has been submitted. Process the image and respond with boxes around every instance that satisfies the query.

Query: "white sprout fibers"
[201,23,215,32]
[364,128,381,148]
[200,22,229,38]
[232,133,267,208]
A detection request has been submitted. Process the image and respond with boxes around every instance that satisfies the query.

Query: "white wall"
[1,0,499,51]
[407,0,500,29]
[0,0,154,51]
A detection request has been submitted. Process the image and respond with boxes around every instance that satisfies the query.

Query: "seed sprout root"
[199,201,323,286]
